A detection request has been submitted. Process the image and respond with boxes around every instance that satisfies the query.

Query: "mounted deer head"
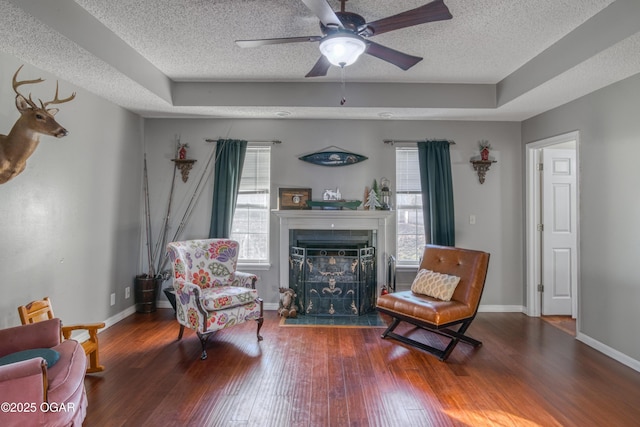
[0,65,76,184]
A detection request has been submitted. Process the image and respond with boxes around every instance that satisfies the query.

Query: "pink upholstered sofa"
[0,318,87,426]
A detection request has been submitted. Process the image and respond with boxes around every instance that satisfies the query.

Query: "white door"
[541,148,577,316]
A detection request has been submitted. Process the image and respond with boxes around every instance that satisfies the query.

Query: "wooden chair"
[376,245,490,361]
[18,297,106,373]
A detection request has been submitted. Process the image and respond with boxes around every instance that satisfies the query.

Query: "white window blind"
[395,147,425,264]
[231,146,271,263]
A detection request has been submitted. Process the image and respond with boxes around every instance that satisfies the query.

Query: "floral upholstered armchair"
[166,239,263,360]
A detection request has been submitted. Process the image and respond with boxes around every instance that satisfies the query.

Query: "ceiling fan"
[235,0,452,77]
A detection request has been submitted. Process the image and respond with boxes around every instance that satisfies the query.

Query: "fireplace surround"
[273,210,393,306]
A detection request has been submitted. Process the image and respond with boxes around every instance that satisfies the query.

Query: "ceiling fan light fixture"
[319,32,366,67]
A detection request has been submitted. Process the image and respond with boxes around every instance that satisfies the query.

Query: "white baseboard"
[104,305,137,328]
[477,305,526,313]
[577,333,640,373]
[264,302,278,311]
[157,301,173,309]
[68,305,137,343]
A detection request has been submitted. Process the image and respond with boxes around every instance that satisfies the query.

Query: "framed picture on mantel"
[278,188,312,210]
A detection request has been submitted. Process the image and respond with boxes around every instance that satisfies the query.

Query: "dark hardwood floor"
[84,309,640,426]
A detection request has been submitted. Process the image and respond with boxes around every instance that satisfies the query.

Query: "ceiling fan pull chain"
[340,66,347,105]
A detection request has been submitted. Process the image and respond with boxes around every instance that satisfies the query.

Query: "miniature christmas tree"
[372,179,380,201]
[365,187,381,210]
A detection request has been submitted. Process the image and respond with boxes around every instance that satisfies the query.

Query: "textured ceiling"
[72,0,609,83]
[2,0,640,120]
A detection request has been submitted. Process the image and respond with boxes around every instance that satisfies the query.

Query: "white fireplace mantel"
[272,209,394,294]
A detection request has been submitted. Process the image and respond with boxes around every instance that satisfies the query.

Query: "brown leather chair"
[18,297,105,373]
[376,244,490,361]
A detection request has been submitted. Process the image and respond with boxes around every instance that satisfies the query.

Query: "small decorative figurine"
[365,187,381,210]
[380,177,391,210]
[177,143,189,160]
[479,140,491,161]
[278,287,297,318]
[323,188,342,200]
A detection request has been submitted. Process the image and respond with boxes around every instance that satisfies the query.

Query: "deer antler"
[12,65,76,110]
[41,82,76,109]
[12,65,44,109]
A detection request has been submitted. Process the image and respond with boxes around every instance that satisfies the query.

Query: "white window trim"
[237,262,272,270]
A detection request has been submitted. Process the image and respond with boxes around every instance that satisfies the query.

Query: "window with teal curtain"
[417,140,455,247]
[209,139,247,238]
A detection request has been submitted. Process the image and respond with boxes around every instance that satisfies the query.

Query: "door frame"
[525,131,580,318]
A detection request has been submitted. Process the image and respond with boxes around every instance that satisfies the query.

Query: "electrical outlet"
[125,286,130,299]
[110,293,116,306]
[469,214,476,225]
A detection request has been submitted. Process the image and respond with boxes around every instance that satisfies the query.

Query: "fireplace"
[273,210,393,311]
[289,230,376,316]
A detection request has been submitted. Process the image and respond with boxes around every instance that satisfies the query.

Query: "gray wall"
[0,53,525,334]
[4,51,638,366]
[144,118,523,309]
[0,54,143,328]
[522,72,640,361]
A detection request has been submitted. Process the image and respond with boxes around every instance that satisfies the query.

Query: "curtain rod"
[383,139,455,145]
[205,138,282,144]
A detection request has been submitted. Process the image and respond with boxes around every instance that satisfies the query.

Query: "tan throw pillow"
[410,269,461,301]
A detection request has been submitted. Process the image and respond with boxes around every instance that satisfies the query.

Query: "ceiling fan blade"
[236,36,322,48]
[363,0,452,36]
[365,41,423,70]
[301,0,344,29]
[305,56,331,78]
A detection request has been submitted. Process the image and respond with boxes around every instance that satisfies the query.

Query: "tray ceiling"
[1,0,640,120]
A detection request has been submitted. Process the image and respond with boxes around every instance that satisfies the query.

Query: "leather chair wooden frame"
[376,245,490,361]
[18,297,105,373]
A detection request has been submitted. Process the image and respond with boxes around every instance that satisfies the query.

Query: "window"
[231,146,271,263]
[395,147,425,265]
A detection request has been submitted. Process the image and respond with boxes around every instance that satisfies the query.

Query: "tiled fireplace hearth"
[273,210,393,315]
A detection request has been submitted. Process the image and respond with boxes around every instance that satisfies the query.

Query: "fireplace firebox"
[290,246,376,316]
[289,230,376,317]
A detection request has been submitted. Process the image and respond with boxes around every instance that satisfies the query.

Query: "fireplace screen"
[290,245,376,316]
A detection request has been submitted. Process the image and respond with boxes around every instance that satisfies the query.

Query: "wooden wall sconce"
[171,159,197,182]
[470,159,496,184]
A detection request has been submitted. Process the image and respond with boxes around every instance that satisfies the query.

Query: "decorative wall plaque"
[278,188,312,210]
[298,147,367,166]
